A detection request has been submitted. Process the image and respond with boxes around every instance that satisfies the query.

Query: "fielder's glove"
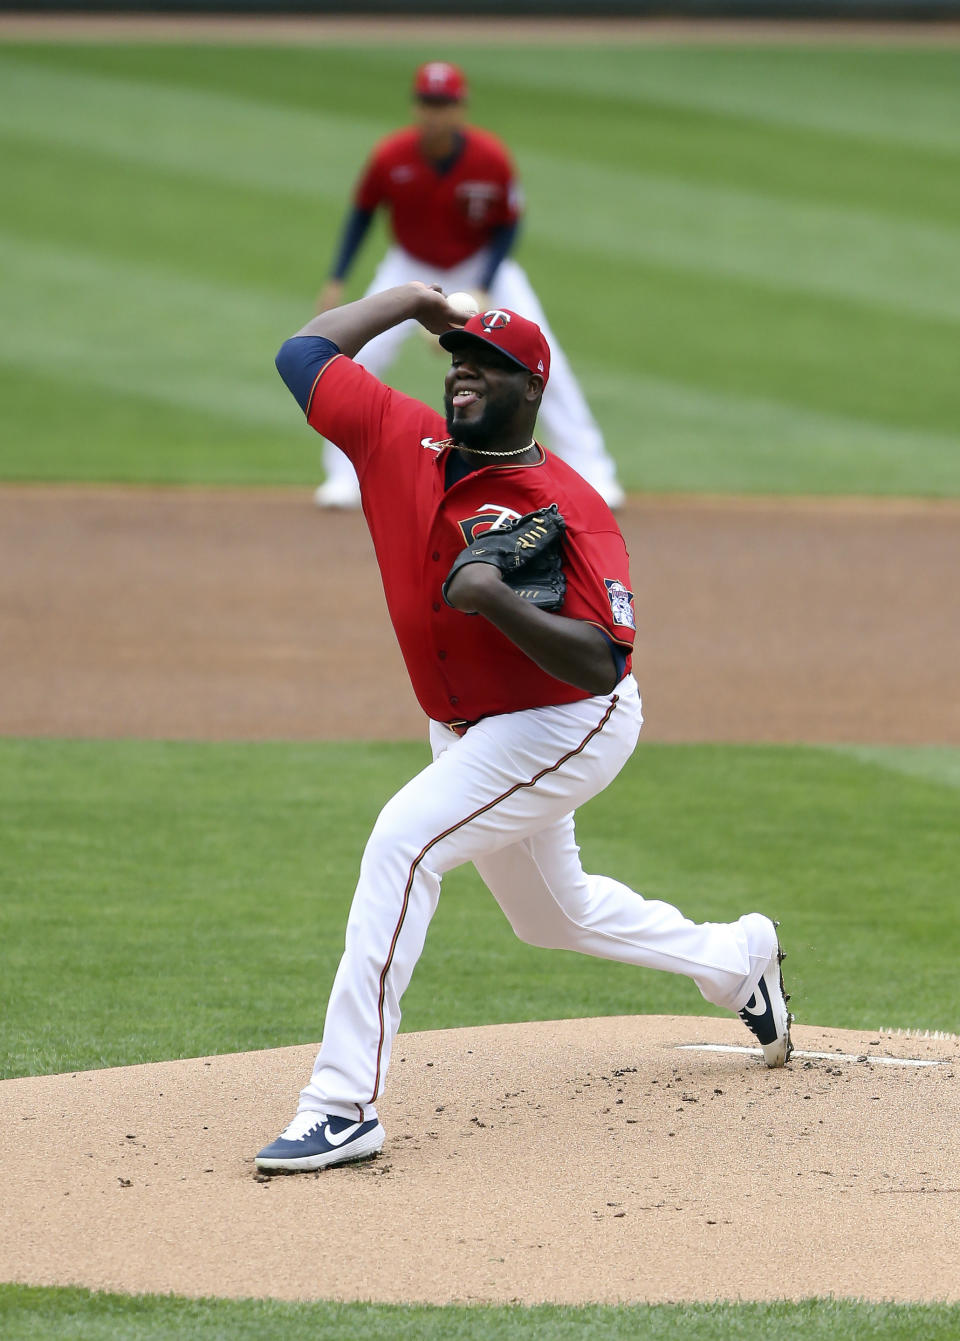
[442,504,567,612]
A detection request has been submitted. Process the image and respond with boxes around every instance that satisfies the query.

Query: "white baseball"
[447,291,480,320]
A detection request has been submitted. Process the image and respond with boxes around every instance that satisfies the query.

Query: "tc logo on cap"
[413,61,467,103]
[438,306,551,387]
[424,62,453,88]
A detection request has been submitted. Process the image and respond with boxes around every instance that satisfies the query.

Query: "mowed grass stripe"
[520,152,960,325]
[0,365,314,485]
[12,40,960,155]
[830,745,960,790]
[576,364,960,496]
[0,55,378,199]
[501,88,960,232]
[540,243,959,440]
[0,232,304,430]
[0,132,341,293]
[473,44,960,154]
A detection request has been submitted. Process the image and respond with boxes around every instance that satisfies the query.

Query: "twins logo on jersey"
[455,180,502,224]
[457,503,523,545]
[604,579,636,630]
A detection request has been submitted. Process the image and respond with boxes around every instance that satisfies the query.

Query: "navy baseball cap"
[439,308,551,386]
[413,61,467,104]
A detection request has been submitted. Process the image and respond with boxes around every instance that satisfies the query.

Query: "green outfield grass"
[3,1286,960,1341]
[2,737,956,1079]
[1,40,959,494]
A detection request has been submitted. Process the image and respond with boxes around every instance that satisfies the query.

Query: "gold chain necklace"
[446,439,537,459]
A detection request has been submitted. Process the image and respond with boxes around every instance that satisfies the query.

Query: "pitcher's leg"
[298,787,443,1120]
[475,817,774,1011]
[301,688,639,1117]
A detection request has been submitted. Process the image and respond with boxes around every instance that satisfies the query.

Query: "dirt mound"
[3,1016,957,1304]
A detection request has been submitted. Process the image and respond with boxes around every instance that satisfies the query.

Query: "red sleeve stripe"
[305,353,342,418]
[584,618,634,648]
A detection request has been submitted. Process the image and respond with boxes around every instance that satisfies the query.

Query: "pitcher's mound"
[3,1015,957,1305]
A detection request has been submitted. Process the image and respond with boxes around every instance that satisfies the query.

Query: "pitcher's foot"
[738,914,793,1067]
[255,1111,385,1172]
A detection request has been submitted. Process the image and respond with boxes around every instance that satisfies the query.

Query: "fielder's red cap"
[439,308,551,386]
[413,60,467,104]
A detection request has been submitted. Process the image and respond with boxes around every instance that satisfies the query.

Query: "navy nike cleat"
[255,1111,385,1172]
[738,915,793,1067]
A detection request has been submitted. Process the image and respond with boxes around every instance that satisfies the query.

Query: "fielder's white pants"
[320,245,621,499]
[299,676,769,1122]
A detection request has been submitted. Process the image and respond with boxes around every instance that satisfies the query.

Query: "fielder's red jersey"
[354,127,521,270]
[303,356,635,725]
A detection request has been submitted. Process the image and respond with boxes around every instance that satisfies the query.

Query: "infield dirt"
[4,486,959,746]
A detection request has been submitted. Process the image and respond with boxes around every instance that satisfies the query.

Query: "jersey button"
[432,551,440,561]
[432,602,441,612]
[449,696,459,706]
[438,650,447,660]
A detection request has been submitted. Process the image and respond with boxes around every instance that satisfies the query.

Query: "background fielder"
[313,60,625,511]
[255,282,792,1173]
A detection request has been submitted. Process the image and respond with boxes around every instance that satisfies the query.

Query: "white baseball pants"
[299,676,770,1122]
[319,245,622,500]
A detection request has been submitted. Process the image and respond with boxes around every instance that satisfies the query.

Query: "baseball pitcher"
[255,283,792,1172]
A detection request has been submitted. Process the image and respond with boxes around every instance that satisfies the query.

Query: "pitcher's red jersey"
[303,355,635,725]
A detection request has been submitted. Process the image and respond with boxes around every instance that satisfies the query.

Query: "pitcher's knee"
[509,913,573,952]
[361,826,416,877]
[360,804,440,879]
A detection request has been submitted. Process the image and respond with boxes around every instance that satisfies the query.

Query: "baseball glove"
[442,504,567,612]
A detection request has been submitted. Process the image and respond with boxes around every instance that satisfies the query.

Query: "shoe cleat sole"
[773,923,793,1065]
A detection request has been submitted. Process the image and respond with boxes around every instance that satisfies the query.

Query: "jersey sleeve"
[302,355,434,480]
[354,143,388,212]
[275,335,341,411]
[503,174,523,227]
[492,139,523,227]
[479,220,519,289]
[562,527,637,652]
